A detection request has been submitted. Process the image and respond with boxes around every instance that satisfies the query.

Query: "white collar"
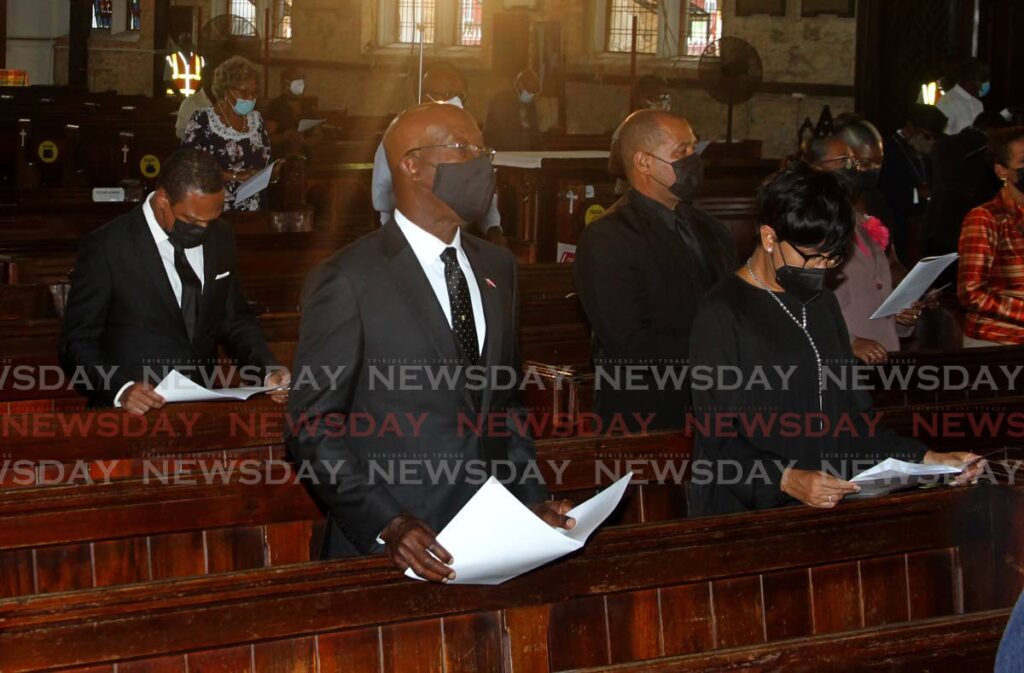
[393,209,463,265]
[142,192,170,245]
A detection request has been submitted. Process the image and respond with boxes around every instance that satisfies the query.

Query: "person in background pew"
[878,104,948,262]
[59,149,289,414]
[287,103,572,581]
[372,62,507,247]
[687,163,983,517]
[800,134,926,364]
[631,75,673,113]
[936,58,991,135]
[484,69,543,151]
[574,110,735,432]
[958,127,1024,347]
[265,67,318,160]
[182,56,275,212]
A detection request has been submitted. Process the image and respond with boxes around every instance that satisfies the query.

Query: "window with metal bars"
[606,0,659,54]
[455,0,483,46]
[397,0,437,44]
[230,0,257,32]
[683,0,721,56]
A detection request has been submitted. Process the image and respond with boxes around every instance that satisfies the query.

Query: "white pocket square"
[215,271,231,280]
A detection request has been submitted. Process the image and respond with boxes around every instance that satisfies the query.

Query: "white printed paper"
[153,370,282,403]
[848,458,962,499]
[406,473,633,585]
[234,159,282,203]
[870,252,958,319]
[298,118,326,133]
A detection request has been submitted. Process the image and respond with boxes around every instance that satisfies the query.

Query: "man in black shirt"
[573,110,736,432]
[265,67,313,159]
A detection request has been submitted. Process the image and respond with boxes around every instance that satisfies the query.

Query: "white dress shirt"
[115,195,206,406]
[393,210,486,355]
[936,84,984,135]
[142,192,205,304]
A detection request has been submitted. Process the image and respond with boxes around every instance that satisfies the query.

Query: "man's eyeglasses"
[784,241,846,269]
[818,155,856,170]
[425,91,467,103]
[404,143,496,163]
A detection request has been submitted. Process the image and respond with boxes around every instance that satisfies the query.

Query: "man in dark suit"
[574,110,736,432]
[878,104,947,261]
[60,149,288,414]
[287,103,573,581]
[484,69,543,151]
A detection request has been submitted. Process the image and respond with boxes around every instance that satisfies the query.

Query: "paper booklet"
[870,252,958,319]
[153,370,284,404]
[406,472,633,585]
[847,458,962,499]
[234,159,283,203]
[297,118,327,133]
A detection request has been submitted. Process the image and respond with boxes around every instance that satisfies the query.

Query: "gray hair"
[212,56,260,100]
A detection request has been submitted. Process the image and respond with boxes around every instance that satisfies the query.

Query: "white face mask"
[428,94,464,109]
[518,90,536,104]
[289,79,305,96]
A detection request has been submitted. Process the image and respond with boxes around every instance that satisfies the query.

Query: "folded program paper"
[848,458,962,499]
[406,472,633,585]
[153,369,283,403]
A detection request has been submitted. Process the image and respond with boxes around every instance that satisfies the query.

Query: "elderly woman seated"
[686,163,982,517]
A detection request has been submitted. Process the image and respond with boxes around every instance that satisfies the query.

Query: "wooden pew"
[0,424,690,598]
[0,484,1016,671]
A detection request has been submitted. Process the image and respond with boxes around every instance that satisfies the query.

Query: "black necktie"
[440,247,479,365]
[169,239,201,342]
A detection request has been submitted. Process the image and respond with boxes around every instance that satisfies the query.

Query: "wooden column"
[0,0,8,69]
[68,0,90,88]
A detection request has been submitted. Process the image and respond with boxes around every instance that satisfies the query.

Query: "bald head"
[383,103,487,232]
[611,110,694,177]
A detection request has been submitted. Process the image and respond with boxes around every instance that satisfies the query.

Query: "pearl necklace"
[746,260,824,416]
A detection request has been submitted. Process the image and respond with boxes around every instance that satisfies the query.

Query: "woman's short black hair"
[988,126,1024,168]
[757,162,855,259]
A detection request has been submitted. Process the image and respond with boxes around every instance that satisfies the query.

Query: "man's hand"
[852,337,888,364]
[781,467,860,508]
[485,226,509,248]
[531,499,576,530]
[924,450,987,485]
[380,514,455,583]
[265,368,291,404]
[118,382,166,416]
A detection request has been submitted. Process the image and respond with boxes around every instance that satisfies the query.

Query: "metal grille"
[397,0,437,44]
[230,0,257,30]
[606,0,659,54]
[456,0,483,46]
[684,0,721,56]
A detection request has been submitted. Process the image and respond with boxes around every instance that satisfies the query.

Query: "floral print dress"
[182,107,271,211]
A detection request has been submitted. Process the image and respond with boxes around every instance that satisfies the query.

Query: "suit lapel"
[129,207,189,339]
[462,236,503,413]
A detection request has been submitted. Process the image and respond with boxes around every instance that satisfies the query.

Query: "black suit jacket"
[286,221,548,558]
[484,88,543,151]
[572,190,736,431]
[59,204,278,406]
[879,132,928,260]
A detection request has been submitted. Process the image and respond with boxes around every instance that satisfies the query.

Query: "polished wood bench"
[0,484,1015,671]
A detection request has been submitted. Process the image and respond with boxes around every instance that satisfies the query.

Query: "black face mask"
[168,219,211,249]
[859,168,881,190]
[775,248,827,305]
[652,152,704,203]
[431,155,496,224]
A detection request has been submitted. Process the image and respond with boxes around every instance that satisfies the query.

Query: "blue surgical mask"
[518,90,536,104]
[233,96,256,116]
[979,81,991,98]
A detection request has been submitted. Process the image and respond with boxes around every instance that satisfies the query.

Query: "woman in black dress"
[687,163,982,517]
